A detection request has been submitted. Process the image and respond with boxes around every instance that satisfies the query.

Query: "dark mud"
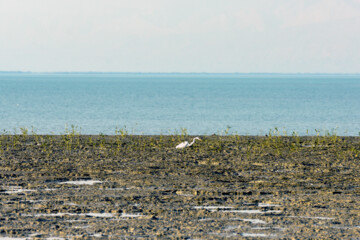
[0,135,359,239]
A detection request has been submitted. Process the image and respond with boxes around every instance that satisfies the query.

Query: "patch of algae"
[0,135,359,239]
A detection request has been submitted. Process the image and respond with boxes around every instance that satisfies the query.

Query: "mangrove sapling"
[137,135,143,151]
[291,131,301,152]
[127,135,137,152]
[114,136,121,156]
[141,136,147,152]
[245,141,253,160]
[216,126,230,153]
[75,134,81,151]
[40,137,47,153]
[264,129,275,148]
[87,136,94,148]
[234,133,241,150]
[119,127,129,151]
[149,136,156,151]
[313,129,322,147]
[352,147,360,158]
[224,125,231,136]
[134,135,141,152]
[0,136,3,155]
[159,133,164,151]
[20,127,28,144]
[270,128,284,153]
[98,133,106,150]
[169,133,176,143]
[71,125,81,153]
[114,128,124,154]
[179,128,188,142]
[30,127,40,146]
[282,129,288,137]
[1,131,7,152]
[62,134,72,153]
[173,129,179,139]
[12,129,21,148]
[45,135,54,158]
[119,127,128,138]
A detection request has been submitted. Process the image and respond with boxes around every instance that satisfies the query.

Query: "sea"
[0,72,359,136]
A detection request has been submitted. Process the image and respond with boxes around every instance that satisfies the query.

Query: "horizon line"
[1,71,360,75]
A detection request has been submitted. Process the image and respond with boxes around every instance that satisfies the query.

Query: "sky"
[0,0,359,73]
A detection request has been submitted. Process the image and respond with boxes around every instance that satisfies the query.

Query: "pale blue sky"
[0,0,359,73]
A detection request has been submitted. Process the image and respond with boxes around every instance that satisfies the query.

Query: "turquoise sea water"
[0,73,359,136]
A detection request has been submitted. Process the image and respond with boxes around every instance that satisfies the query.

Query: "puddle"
[104,187,130,191]
[193,206,234,210]
[120,213,143,218]
[213,231,278,238]
[64,220,87,223]
[210,233,238,238]
[331,225,360,229]
[1,237,65,240]
[86,213,114,218]
[252,227,286,231]
[27,235,65,240]
[4,186,36,194]
[64,202,79,206]
[179,194,194,197]
[288,216,335,220]
[24,213,79,217]
[0,238,28,240]
[90,233,103,238]
[258,203,281,207]
[58,180,103,185]
[241,233,278,238]
[5,199,47,204]
[231,218,267,224]
[221,210,281,214]
[199,217,267,224]
[199,218,216,221]
[44,238,66,240]
[72,225,90,229]
[224,225,239,231]
[22,212,114,218]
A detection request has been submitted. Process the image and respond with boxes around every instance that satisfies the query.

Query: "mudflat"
[0,134,359,239]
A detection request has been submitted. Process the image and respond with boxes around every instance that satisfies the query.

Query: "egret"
[175,137,201,149]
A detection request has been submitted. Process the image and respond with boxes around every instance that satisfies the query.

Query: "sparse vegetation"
[0,126,359,163]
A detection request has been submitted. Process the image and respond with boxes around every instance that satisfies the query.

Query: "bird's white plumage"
[176,141,189,149]
[176,137,201,149]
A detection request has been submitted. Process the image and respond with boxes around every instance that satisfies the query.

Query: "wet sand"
[0,135,359,239]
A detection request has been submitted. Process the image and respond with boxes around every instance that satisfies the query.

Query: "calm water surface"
[0,73,359,135]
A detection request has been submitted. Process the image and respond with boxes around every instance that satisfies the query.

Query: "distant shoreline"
[1,71,360,75]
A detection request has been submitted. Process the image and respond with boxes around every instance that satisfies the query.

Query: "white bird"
[176,137,201,149]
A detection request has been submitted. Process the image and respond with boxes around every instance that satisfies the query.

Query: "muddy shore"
[0,134,359,239]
